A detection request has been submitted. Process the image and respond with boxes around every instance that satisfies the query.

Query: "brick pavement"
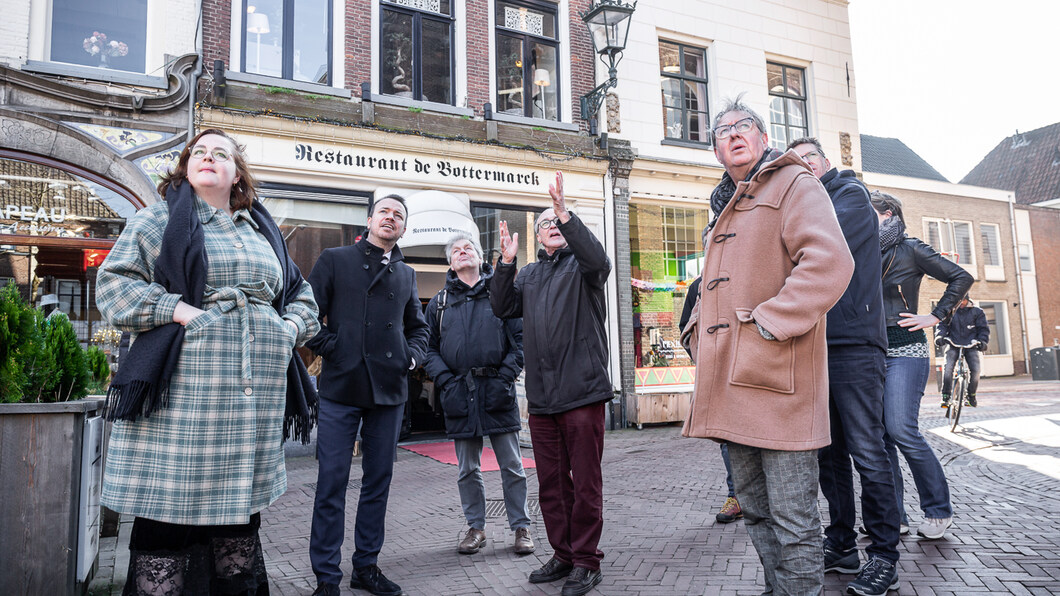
[92,376,1060,595]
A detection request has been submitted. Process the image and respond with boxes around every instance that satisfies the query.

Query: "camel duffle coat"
[681,151,854,451]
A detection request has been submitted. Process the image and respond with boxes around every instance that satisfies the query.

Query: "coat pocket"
[438,379,469,418]
[483,377,516,413]
[729,308,795,394]
[183,308,222,336]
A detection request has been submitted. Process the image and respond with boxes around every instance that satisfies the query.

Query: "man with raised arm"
[490,172,612,596]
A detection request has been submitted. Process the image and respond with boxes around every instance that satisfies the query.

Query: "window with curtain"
[659,41,710,144]
[924,218,975,266]
[495,0,560,121]
[242,0,332,84]
[980,223,1001,267]
[766,62,808,150]
[380,0,454,104]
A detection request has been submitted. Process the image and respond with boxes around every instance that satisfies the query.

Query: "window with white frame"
[495,0,560,121]
[380,0,454,104]
[242,0,332,84]
[766,62,808,151]
[924,218,975,268]
[980,223,1004,280]
[1018,243,1033,272]
[977,300,1009,355]
[659,41,710,144]
[49,0,148,73]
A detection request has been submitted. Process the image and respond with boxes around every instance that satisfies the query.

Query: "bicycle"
[942,338,978,432]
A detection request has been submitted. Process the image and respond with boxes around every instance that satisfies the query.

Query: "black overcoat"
[306,238,429,407]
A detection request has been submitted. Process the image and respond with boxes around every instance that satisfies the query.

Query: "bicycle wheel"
[950,376,965,432]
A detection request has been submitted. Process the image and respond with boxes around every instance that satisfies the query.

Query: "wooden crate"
[627,392,692,429]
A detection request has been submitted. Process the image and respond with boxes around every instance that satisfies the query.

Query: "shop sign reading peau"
[2,204,69,235]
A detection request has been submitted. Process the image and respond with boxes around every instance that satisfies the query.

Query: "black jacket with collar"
[881,236,973,327]
[490,214,612,415]
[424,265,523,439]
[821,169,887,350]
[937,305,990,348]
[306,237,429,407]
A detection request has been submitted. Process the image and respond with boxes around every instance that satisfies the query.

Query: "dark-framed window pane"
[766,62,808,151]
[530,42,558,120]
[383,0,451,16]
[243,0,332,84]
[496,34,525,115]
[381,10,415,97]
[50,0,147,73]
[292,0,330,83]
[659,40,709,144]
[421,18,452,103]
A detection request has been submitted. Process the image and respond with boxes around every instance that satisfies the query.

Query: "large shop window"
[659,40,710,144]
[49,0,148,73]
[766,62,808,151]
[380,0,454,104]
[629,203,709,391]
[472,204,544,267]
[242,0,332,84]
[495,0,560,121]
[1,152,140,347]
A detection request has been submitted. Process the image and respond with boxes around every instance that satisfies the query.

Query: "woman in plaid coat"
[96,129,319,595]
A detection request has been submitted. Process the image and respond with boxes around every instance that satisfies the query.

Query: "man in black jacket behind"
[491,171,612,596]
[306,195,429,596]
[423,231,535,557]
[790,138,901,596]
[936,296,990,407]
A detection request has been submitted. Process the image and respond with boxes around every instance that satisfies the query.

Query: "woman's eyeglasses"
[189,146,232,162]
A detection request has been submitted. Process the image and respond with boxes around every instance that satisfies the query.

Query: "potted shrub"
[0,281,110,595]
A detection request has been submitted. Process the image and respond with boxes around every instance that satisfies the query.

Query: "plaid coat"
[96,197,319,525]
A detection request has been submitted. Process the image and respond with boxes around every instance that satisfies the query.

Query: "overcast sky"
[847,0,1060,183]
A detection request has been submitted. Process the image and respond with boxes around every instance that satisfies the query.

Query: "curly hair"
[157,128,257,211]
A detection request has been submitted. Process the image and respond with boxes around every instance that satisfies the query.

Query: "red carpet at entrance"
[400,441,536,472]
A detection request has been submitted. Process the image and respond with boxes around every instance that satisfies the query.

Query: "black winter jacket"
[881,236,973,327]
[937,305,990,349]
[490,214,612,415]
[424,265,524,439]
[821,169,887,350]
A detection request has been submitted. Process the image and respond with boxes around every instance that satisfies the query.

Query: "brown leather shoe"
[457,527,487,554]
[513,527,535,555]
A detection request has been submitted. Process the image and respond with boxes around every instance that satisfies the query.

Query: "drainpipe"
[187,0,205,139]
[1007,192,1031,374]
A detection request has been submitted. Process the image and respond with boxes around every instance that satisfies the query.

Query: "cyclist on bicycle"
[935,296,990,408]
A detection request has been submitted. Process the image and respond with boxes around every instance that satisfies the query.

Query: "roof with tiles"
[959,122,1060,205]
[860,134,949,183]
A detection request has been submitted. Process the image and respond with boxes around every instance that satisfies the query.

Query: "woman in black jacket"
[871,191,973,541]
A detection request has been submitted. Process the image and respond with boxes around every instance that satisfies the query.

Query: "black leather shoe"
[312,584,340,596]
[561,567,603,596]
[350,564,402,596]
[528,557,574,583]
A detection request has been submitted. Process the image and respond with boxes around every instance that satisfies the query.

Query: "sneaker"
[529,557,574,583]
[457,527,486,554]
[940,394,950,408]
[716,496,743,523]
[966,393,977,407]
[513,527,535,555]
[917,516,952,540]
[824,544,861,574]
[350,564,402,596]
[846,556,899,595]
[561,567,603,596]
[858,523,909,536]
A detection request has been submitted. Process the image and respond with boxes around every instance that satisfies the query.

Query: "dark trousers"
[529,402,605,570]
[310,398,403,585]
[942,347,982,396]
[818,345,900,563]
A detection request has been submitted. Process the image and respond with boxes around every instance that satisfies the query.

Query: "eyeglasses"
[712,117,756,141]
[537,218,560,230]
[189,145,232,162]
[799,151,822,161]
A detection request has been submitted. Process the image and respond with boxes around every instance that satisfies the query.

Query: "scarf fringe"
[282,396,318,445]
[104,380,171,422]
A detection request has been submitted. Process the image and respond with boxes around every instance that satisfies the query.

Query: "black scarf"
[708,148,783,227]
[105,182,318,443]
[878,215,906,252]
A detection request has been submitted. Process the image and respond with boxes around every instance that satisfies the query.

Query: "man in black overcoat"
[306,195,429,596]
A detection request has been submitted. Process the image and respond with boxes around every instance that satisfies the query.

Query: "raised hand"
[548,171,571,223]
[499,220,519,264]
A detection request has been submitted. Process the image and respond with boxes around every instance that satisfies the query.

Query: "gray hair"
[712,93,767,136]
[787,136,825,158]
[444,231,483,264]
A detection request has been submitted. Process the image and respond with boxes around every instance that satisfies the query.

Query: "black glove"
[976,340,988,352]
[934,337,946,348]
